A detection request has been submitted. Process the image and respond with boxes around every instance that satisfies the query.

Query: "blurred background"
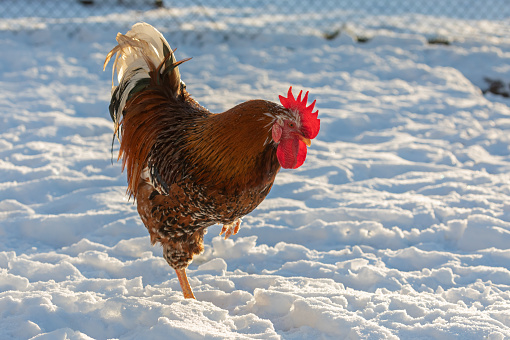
[1,0,509,43]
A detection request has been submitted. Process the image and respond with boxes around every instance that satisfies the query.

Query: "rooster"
[104,23,320,299]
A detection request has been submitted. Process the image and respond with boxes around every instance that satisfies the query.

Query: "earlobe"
[272,123,283,143]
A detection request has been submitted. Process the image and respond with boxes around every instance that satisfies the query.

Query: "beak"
[300,135,312,147]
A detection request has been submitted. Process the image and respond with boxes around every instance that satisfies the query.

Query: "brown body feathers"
[105,23,284,273]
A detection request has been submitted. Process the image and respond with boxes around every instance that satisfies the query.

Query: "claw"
[233,220,241,234]
[220,218,242,239]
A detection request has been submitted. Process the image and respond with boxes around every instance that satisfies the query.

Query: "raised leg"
[175,268,195,299]
[220,218,242,239]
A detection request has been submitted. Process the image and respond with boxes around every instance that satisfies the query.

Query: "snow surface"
[1,5,510,340]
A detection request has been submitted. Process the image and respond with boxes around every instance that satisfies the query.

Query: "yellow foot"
[175,268,195,299]
[220,218,242,239]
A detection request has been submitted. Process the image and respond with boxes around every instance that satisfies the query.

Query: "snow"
[1,2,510,339]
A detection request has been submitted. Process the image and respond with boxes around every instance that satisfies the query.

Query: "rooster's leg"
[175,268,195,299]
[220,218,242,239]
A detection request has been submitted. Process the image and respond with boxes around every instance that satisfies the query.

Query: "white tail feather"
[104,22,182,137]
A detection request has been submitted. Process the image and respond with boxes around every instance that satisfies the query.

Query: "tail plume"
[103,22,188,139]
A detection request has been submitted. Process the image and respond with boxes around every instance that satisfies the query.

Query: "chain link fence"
[1,0,510,42]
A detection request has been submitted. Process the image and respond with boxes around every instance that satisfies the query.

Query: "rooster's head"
[271,87,320,169]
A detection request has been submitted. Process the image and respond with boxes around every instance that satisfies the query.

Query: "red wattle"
[276,138,308,169]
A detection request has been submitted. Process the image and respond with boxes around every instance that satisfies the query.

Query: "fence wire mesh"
[1,0,510,42]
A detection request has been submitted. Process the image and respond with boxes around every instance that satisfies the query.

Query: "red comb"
[279,86,320,139]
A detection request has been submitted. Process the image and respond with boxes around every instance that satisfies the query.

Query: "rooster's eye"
[288,122,295,128]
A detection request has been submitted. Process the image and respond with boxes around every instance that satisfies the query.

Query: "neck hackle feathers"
[279,86,320,140]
